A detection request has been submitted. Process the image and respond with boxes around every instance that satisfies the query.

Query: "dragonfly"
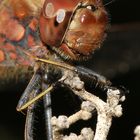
[0,0,130,139]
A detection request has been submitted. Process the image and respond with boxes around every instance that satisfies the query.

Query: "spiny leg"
[25,86,52,140]
[34,56,112,91]
[30,57,126,97]
[25,54,111,92]
[35,57,127,97]
[17,85,54,111]
[43,84,53,140]
[76,66,128,96]
[17,61,63,112]
[16,69,42,139]
[16,70,42,111]
[25,88,40,140]
[17,69,54,140]
[24,51,75,71]
[35,57,76,71]
[76,66,112,91]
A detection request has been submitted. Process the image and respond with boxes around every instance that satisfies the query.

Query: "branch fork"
[51,70,125,140]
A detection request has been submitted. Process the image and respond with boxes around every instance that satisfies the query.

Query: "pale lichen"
[51,70,125,140]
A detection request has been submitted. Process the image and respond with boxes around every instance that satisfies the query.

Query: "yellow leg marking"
[35,57,76,71]
[23,50,76,71]
[17,86,53,112]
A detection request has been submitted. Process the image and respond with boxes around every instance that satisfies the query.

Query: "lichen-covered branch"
[51,70,125,140]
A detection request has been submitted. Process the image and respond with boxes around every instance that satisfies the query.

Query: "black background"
[0,0,140,139]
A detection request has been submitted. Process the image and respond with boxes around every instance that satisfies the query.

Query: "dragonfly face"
[39,0,108,61]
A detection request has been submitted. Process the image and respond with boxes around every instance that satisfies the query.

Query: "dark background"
[0,0,140,139]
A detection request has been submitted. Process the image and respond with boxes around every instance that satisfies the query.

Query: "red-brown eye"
[39,0,80,47]
[39,0,108,61]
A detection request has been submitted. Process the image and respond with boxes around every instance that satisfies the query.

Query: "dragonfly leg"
[76,66,112,91]
[76,66,128,96]
[43,91,53,140]
[16,70,42,111]
[25,85,53,140]
[19,70,54,140]
[25,88,40,140]
[17,85,54,111]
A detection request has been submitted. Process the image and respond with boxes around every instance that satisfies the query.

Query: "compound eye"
[40,0,84,50]
[43,0,80,18]
[86,5,97,12]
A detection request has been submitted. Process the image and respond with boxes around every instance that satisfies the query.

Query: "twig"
[51,70,125,140]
